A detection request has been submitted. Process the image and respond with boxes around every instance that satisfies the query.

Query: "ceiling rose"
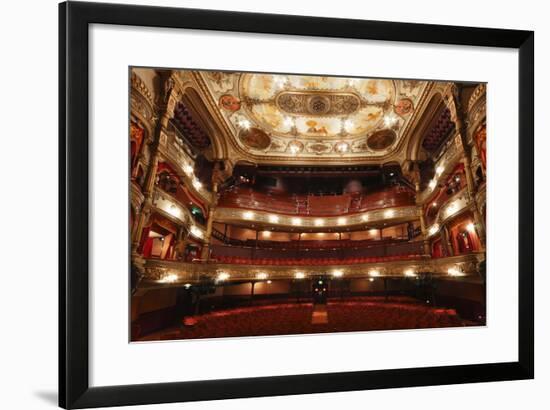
[276,91,361,116]
[240,73,395,140]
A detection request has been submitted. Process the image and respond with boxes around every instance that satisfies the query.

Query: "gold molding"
[140,253,485,287]
[214,205,419,231]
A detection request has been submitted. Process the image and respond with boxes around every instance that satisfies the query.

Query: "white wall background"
[0,0,546,409]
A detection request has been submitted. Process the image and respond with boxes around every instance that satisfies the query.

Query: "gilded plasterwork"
[199,71,429,160]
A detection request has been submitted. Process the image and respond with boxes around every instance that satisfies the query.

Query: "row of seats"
[327,301,465,331]
[137,297,470,341]
[218,185,415,216]
[213,254,423,265]
[242,238,406,250]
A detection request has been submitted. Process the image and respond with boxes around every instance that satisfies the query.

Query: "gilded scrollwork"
[139,253,484,287]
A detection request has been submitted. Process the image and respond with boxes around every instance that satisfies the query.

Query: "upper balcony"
[417,133,464,204]
[157,127,213,204]
[218,185,416,217]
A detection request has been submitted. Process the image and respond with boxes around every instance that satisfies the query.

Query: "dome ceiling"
[199,71,429,162]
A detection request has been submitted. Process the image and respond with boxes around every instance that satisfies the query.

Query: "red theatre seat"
[211,253,423,266]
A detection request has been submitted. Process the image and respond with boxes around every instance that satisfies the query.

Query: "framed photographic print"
[59,1,534,408]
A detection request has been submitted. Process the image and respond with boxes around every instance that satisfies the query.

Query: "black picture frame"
[59,1,534,408]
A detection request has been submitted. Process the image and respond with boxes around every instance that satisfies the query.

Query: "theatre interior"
[129,68,487,341]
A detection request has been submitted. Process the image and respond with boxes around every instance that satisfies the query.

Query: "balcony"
[158,128,212,204]
[152,187,206,240]
[218,185,415,217]
[426,188,471,238]
[418,133,464,204]
[139,253,485,288]
[215,204,419,230]
[210,240,423,262]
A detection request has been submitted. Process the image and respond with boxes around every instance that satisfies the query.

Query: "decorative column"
[448,85,486,249]
[131,72,179,256]
[412,164,431,257]
[442,224,454,257]
[200,182,219,261]
[131,142,161,255]
[200,160,230,261]
[174,225,190,261]
[130,122,148,180]
[418,209,431,256]
[249,281,256,306]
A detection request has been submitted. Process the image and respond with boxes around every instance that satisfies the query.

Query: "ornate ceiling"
[198,71,431,162]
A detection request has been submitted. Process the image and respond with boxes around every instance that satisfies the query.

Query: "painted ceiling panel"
[200,71,429,160]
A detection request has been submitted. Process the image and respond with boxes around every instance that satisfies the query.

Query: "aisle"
[311,304,328,324]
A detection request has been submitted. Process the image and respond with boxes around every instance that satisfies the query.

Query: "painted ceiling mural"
[200,71,429,160]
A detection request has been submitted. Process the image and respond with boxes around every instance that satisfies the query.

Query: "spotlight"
[159,273,178,283]
[238,119,251,130]
[192,179,202,190]
[217,272,230,281]
[243,211,255,220]
[292,217,302,226]
[343,119,354,132]
[190,225,203,238]
[447,267,464,277]
[384,113,398,127]
[428,224,439,236]
[404,269,416,277]
[183,164,194,176]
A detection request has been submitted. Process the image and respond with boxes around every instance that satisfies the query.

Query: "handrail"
[212,238,409,251]
[210,240,424,261]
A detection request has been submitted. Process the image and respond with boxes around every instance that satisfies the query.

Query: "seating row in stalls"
[137,298,471,341]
